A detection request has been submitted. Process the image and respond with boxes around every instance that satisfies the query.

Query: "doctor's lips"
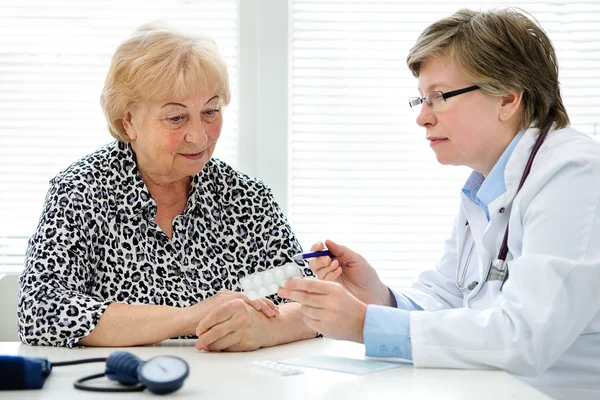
[427,136,448,147]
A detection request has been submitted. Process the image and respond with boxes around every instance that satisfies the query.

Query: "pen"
[292,250,334,261]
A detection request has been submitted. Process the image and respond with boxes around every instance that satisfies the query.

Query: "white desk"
[0,338,550,399]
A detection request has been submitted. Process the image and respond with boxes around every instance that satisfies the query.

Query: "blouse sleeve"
[18,179,110,347]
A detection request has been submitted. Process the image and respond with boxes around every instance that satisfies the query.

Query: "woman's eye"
[202,109,221,122]
[167,115,186,124]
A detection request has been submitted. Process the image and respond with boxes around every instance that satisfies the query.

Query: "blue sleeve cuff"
[389,288,423,311]
[363,305,413,361]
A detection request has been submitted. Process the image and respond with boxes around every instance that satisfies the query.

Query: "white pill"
[285,265,298,278]
[240,277,252,291]
[242,263,305,300]
[274,269,285,281]
[263,271,274,284]
[259,286,271,297]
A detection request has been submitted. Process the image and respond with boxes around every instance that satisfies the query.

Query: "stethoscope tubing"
[454,122,553,292]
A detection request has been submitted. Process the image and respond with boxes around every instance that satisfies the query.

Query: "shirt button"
[499,207,505,213]
[379,345,389,353]
[392,347,401,356]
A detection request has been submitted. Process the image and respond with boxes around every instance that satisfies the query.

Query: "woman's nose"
[185,119,208,144]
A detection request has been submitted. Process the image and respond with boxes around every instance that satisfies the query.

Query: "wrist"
[376,282,394,307]
[253,311,278,348]
[259,303,316,347]
[179,303,206,336]
[353,302,367,343]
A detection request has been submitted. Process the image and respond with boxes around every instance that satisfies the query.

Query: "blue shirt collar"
[461,132,524,220]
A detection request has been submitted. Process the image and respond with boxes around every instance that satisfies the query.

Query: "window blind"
[0,0,239,273]
[290,0,600,291]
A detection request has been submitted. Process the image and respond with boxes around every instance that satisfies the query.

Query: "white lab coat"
[403,125,600,400]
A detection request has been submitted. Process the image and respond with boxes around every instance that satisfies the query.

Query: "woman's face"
[415,55,515,176]
[123,94,223,183]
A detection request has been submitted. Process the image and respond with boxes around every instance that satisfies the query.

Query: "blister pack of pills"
[240,263,304,300]
[251,361,303,376]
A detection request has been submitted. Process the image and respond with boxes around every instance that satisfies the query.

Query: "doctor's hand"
[278,279,367,343]
[194,299,272,352]
[309,240,394,307]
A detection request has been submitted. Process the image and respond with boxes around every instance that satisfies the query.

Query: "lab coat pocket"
[469,280,503,310]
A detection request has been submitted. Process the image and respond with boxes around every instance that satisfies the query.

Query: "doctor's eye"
[426,91,444,105]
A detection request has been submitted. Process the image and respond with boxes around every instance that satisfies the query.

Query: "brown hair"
[100,23,231,142]
[407,8,569,130]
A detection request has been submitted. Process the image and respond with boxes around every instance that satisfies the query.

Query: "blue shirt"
[462,132,524,220]
[363,132,524,360]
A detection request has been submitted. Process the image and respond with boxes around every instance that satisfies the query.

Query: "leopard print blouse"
[17,141,308,347]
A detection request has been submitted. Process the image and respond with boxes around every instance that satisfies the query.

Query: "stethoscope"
[455,122,553,292]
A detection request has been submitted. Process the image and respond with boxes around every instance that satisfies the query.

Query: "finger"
[315,260,340,281]
[195,319,235,350]
[254,298,275,317]
[309,256,333,275]
[281,278,336,294]
[277,288,326,308]
[322,265,343,281]
[248,298,266,313]
[203,331,241,352]
[259,298,280,317]
[309,242,325,252]
[308,242,332,274]
[195,302,237,336]
[324,239,363,265]
[237,294,263,311]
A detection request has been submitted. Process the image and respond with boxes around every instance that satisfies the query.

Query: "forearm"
[78,302,193,347]
[260,302,318,348]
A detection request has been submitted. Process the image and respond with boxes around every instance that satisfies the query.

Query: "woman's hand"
[182,290,278,336]
[277,279,367,343]
[194,299,271,351]
[309,240,394,307]
[200,289,279,318]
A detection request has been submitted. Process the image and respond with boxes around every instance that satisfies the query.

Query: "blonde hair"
[100,23,231,142]
[407,8,569,130]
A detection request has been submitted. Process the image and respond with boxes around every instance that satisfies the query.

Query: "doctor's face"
[415,55,506,176]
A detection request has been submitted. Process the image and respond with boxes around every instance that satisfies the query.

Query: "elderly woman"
[279,8,600,399]
[18,24,317,350]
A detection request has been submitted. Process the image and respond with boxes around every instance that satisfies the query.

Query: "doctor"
[278,8,600,400]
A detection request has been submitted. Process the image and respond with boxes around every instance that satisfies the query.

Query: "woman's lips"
[180,150,205,160]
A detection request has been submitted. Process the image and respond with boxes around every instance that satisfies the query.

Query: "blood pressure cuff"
[0,355,52,390]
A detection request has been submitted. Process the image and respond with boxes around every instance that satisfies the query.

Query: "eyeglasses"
[409,85,480,112]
